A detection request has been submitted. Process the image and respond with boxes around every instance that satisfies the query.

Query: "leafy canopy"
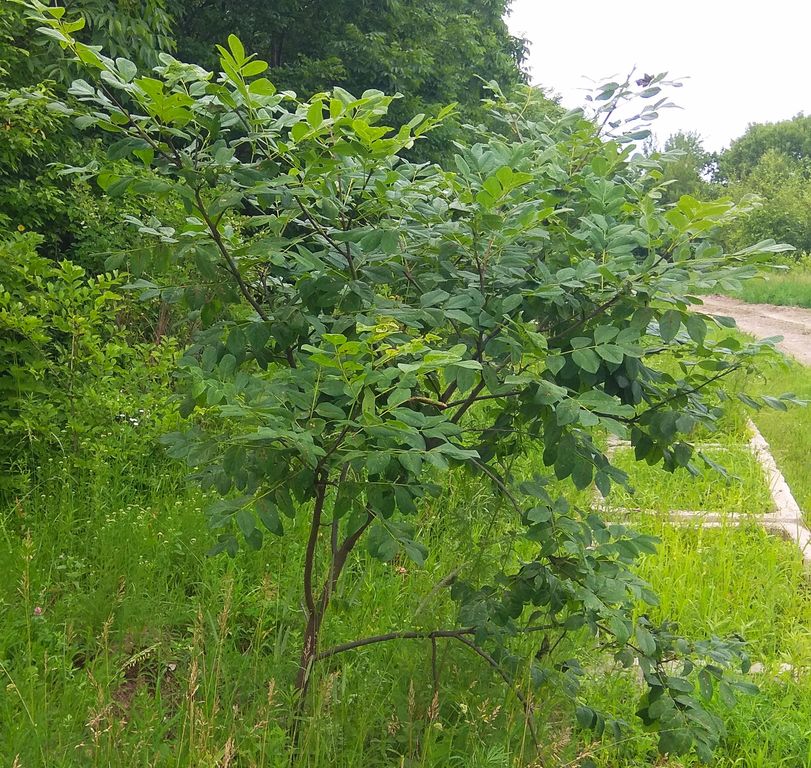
[169,0,529,160]
[720,113,811,182]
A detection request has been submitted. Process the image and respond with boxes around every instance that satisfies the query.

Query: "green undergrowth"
[0,452,567,766]
[731,267,811,309]
[581,523,811,766]
[606,446,773,514]
[2,349,810,766]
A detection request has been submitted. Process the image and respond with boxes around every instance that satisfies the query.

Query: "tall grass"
[3,353,811,766]
[0,444,565,766]
[749,360,811,520]
[607,446,773,514]
[732,257,811,308]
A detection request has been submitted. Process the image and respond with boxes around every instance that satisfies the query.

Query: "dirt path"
[698,295,811,365]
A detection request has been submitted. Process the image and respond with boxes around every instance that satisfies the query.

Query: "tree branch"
[193,188,270,321]
[296,198,357,279]
[316,627,476,661]
[445,390,520,409]
[449,379,488,424]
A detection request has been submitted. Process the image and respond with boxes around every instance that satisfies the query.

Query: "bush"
[29,4,799,761]
[0,231,176,491]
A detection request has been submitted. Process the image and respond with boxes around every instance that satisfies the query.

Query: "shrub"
[29,3,799,760]
[0,231,176,491]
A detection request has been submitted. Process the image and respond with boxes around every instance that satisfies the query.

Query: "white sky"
[505,0,811,151]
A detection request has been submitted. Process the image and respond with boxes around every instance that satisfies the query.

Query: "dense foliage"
[170,0,530,160]
[0,232,175,491]
[0,1,176,264]
[172,0,525,104]
[26,3,799,760]
[659,115,811,254]
[720,114,811,182]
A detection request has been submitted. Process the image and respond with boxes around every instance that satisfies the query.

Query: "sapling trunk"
[294,470,372,705]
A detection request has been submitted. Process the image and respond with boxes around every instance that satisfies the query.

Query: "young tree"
[30,4,795,759]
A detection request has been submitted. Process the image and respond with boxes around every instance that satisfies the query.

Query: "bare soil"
[698,295,811,365]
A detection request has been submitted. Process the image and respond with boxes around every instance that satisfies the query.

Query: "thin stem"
[296,198,357,279]
[431,635,439,698]
[302,473,327,616]
[193,188,270,321]
[631,366,739,423]
[548,289,627,345]
[470,458,524,515]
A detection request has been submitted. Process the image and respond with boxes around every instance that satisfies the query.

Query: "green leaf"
[572,347,600,374]
[556,400,580,426]
[420,289,450,307]
[658,727,692,756]
[380,230,399,254]
[594,325,619,344]
[571,459,593,490]
[249,78,276,96]
[307,100,324,128]
[686,314,707,345]
[576,705,595,729]
[547,354,565,374]
[228,34,246,64]
[698,668,713,700]
[315,402,346,419]
[635,625,656,656]
[256,497,283,535]
[718,680,737,707]
[367,521,399,562]
[116,57,137,82]
[235,507,256,538]
[242,59,268,77]
[227,327,247,355]
[658,309,681,342]
[362,388,375,418]
[291,122,309,143]
[394,485,417,515]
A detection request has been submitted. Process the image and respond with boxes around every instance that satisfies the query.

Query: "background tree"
[170,0,530,159]
[714,115,811,253]
[720,113,811,181]
[658,131,718,204]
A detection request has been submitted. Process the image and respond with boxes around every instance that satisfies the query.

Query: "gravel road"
[698,295,811,365]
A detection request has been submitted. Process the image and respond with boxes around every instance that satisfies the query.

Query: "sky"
[505,1,811,151]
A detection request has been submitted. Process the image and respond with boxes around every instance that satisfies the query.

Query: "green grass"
[636,522,811,662]
[749,360,811,519]
[0,452,557,766]
[732,268,811,308]
[580,523,811,767]
[606,446,774,514]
